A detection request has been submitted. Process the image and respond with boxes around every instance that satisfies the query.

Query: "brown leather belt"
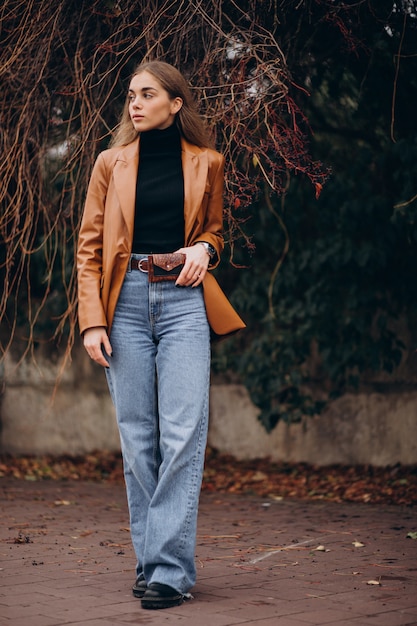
[130,253,186,282]
[130,258,150,272]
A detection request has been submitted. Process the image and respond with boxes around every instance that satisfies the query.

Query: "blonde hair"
[110,61,211,148]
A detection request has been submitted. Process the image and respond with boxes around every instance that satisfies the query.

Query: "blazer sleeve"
[77,152,109,334]
[193,151,225,268]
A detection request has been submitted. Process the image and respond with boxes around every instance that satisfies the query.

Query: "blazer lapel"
[112,138,139,243]
[181,139,208,243]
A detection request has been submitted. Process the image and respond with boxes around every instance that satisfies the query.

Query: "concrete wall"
[209,384,417,466]
[0,350,120,456]
[1,348,416,465]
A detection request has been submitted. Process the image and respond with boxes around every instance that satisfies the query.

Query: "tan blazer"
[77,136,245,338]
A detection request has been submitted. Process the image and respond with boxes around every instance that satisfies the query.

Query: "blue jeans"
[105,255,210,594]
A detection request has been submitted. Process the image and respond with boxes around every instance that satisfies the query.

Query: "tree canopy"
[215,0,417,428]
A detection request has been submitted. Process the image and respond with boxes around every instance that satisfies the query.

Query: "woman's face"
[128,71,182,132]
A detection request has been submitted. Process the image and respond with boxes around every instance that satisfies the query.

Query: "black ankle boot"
[141,582,183,610]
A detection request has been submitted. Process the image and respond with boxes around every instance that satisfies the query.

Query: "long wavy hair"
[110,61,211,148]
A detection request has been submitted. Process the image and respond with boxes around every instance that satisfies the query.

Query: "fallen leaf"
[1,451,417,506]
[313,545,328,552]
[251,471,268,482]
[366,579,381,586]
[352,540,365,547]
[406,532,417,540]
[13,533,31,544]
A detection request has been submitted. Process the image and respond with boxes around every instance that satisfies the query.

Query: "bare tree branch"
[0,0,328,358]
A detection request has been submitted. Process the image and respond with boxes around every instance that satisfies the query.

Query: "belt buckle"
[138,258,148,273]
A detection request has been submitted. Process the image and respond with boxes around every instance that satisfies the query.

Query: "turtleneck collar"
[139,123,181,155]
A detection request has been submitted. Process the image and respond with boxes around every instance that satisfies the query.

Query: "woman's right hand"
[83,327,112,367]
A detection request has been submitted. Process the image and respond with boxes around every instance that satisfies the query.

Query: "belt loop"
[127,255,132,273]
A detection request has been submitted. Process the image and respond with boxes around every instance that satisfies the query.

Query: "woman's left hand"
[174,243,210,287]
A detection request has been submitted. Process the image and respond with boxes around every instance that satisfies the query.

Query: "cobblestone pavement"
[1,478,416,626]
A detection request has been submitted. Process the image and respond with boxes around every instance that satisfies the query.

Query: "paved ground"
[0,478,416,626]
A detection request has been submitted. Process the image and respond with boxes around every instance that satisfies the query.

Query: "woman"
[77,60,244,610]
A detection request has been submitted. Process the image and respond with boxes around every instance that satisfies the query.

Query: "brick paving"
[0,477,416,626]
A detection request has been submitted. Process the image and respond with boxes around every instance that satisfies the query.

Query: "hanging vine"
[0,0,336,360]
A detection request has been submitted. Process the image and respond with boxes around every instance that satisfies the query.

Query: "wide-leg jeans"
[105,255,211,594]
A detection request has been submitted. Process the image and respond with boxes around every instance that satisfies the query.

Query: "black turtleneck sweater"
[132,124,185,254]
